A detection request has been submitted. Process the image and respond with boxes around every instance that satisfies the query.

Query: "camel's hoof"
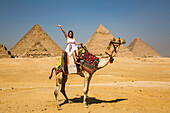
[67,100,73,104]
[57,106,62,110]
[65,100,72,104]
[49,75,52,79]
[65,99,72,103]
[83,104,89,108]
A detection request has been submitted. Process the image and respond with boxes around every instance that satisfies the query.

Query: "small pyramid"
[0,44,12,58]
[116,44,135,57]
[85,25,115,56]
[127,37,162,57]
[10,24,62,58]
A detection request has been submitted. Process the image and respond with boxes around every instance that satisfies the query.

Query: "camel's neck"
[97,45,118,70]
[97,57,110,70]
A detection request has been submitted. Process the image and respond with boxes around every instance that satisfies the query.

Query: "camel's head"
[105,37,126,56]
[113,37,126,45]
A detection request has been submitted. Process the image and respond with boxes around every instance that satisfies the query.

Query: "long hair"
[68,30,73,38]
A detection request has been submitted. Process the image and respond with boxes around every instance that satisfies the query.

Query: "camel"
[49,37,126,109]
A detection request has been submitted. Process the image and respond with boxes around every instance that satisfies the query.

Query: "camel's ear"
[118,37,121,43]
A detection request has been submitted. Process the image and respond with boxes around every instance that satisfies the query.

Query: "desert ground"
[0,57,170,113]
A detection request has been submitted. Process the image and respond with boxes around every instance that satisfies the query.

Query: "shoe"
[75,61,80,65]
[76,56,80,59]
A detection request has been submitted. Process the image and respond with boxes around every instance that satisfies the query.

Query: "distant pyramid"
[116,44,135,57]
[127,37,162,57]
[0,44,12,58]
[85,25,115,56]
[10,24,62,58]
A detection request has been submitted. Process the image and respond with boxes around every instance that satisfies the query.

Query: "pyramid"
[85,25,116,56]
[24,41,51,58]
[127,37,162,57]
[10,24,62,58]
[0,44,12,58]
[115,44,135,57]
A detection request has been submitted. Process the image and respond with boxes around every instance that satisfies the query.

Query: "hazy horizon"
[0,0,170,57]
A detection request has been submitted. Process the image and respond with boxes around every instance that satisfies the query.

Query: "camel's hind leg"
[83,72,92,108]
[54,74,62,110]
[60,73,71,103]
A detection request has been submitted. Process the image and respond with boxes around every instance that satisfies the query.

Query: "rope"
[105,43,121,58]
[112,44,121,57]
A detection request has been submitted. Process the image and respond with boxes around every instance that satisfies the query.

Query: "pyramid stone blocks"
[116,44,135,57]
[127,37,162,57]
[85,25,116,56]
[85,25,134,57]
[10,24,62,58]
[0,44,12,58]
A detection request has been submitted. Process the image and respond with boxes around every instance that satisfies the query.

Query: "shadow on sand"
[60,96,128,107]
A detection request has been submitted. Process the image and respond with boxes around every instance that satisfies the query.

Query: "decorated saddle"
[78,47,100,74]
[61,51,81,75]
[53,51,81,75]
[54,47,100,75]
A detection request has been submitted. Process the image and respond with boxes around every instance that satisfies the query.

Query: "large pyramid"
[85,25,134,57]
[85,25,115,56]
[0,44,12,58]
[10,24,62,58]
[115,44,135,57]
[127,37,162,57]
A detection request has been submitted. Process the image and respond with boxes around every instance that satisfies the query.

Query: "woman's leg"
[76,48,79,57]
[72,51,80,64]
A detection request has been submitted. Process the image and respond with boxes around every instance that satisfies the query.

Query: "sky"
[0,0,170,57]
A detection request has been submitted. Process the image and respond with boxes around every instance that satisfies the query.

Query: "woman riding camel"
[56,25,83,65]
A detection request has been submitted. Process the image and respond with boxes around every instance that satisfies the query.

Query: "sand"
[0,57,170,113]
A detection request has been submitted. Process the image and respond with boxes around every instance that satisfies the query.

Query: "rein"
[105,41,122,63]
[112,44,121,57]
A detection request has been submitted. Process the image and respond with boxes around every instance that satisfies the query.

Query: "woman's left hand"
[80,43,83,47]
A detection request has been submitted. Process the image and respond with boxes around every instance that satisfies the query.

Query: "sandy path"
[0,57,170,113]
[1,82,170,113]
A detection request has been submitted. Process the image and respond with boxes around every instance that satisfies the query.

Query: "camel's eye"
[110,41,114,44]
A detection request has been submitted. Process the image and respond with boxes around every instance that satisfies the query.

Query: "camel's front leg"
[83,72,92,108]
[54,84,60,110]
[54,74,62,110]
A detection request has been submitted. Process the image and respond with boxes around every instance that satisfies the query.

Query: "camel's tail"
[49,67,56,79]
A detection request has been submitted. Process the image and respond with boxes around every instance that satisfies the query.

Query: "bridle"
[105,38,122,63]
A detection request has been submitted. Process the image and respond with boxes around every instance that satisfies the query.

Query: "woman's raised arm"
[56,25,68,39]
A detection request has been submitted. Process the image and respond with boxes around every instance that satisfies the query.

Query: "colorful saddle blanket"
[54,51,81,75]
[79,48,100,74]
[54,48,100,75]
[62,52,81,75]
